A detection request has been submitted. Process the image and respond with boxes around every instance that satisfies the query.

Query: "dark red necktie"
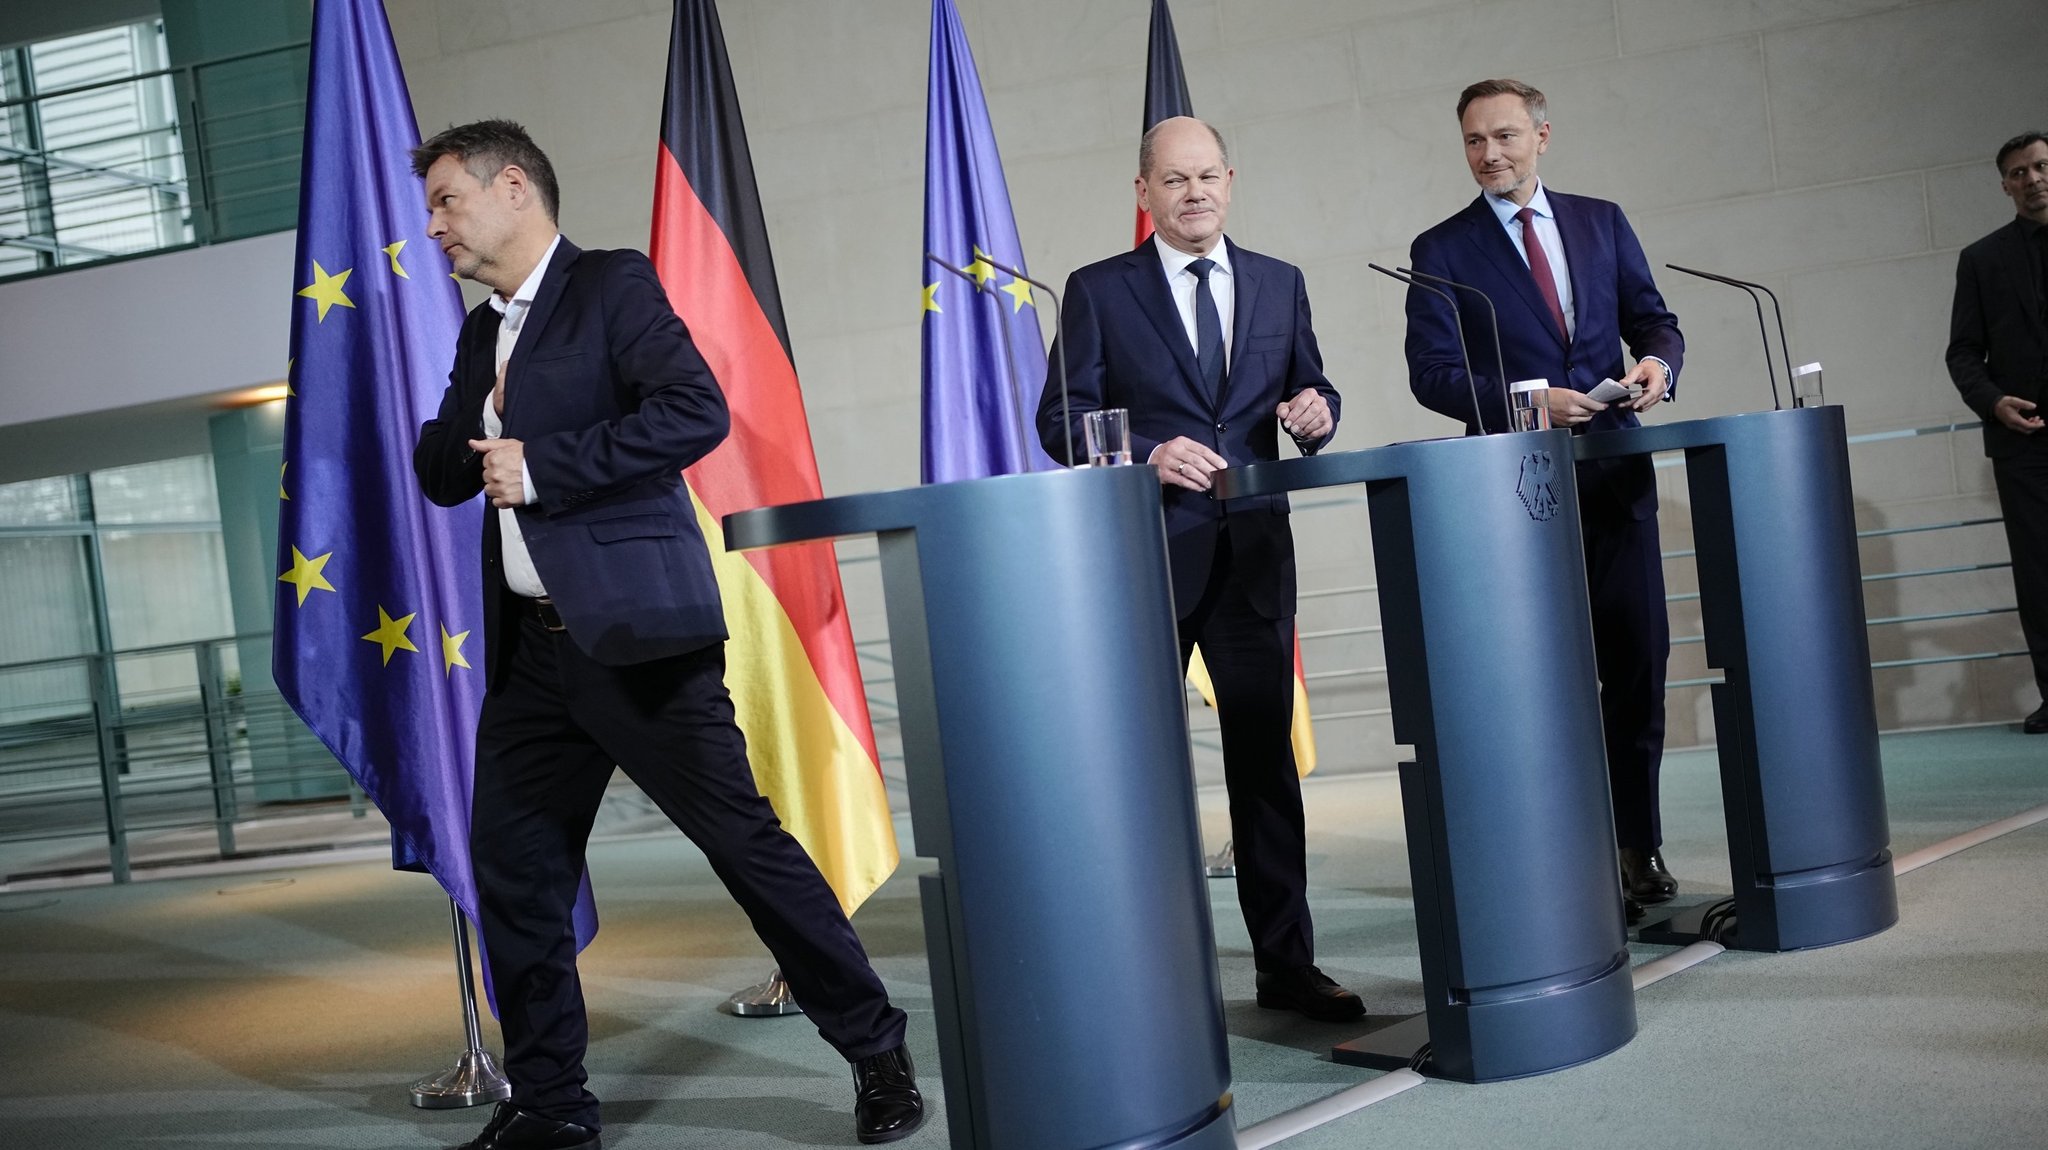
[1516,206,1568,341]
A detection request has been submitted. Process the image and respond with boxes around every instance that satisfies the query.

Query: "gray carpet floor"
[1,725,2044,1148]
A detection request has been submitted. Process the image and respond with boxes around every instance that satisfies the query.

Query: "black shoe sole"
[1255,991,1367,1022]
[1630,887,1678,906]
[857,1108,925,1145]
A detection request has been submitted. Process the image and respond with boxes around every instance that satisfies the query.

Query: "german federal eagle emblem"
[1518,451,1560,521]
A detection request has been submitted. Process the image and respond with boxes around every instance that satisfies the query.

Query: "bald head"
[1136,117,1233,256]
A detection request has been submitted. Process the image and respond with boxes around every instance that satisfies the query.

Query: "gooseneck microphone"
[925,250,1074,467]
[1665,264,1790,411]
[1399,266,1514,431]
[1371,262,1487,433]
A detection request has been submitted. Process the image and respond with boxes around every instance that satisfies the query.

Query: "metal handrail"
[0,420,2028,881]
[0,38,309,277]
[0,41,310,113]
[1276,417,2030,715]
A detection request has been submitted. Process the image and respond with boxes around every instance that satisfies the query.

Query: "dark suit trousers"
[1177,527,1314,972]
[472,614,908,1127]
[1993,450,2048,700]
[1579,510,1671,851]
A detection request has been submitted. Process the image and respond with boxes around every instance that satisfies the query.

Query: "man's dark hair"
[410,119,560,221]
[1457,78,1547,127]
[1995,131,2048,175]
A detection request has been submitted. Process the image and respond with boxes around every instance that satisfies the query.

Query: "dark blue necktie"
[1188,257,1224,403]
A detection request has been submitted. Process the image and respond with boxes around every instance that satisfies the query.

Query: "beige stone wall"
[378,0,2048,770]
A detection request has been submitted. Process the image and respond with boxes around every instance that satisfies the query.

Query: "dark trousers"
[1581,511,1671,852]
[472,615,908,1128]
[1178,528,1313,973]
[1994,450,2048,701]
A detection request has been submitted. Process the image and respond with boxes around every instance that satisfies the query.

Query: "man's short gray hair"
[1139,118,1230,177]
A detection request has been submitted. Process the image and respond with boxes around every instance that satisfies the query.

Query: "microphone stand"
[1371,262,1488,433]
[1666,263,1787,411]
[1398,266,1515,432]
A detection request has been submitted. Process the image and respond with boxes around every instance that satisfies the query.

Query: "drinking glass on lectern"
[1084,408,1133,467]
[1791,362,1824,408]
[1509,378,1552,432]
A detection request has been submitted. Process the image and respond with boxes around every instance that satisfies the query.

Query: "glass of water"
[1791,363,1823,408]
[1509,378,1551,432]
[1084,408,1132,466]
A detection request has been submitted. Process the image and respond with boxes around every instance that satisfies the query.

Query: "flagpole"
[409,899,511,1108]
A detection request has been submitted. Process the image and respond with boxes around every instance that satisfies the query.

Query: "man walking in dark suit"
[410,121,921,1150]
[1403,80,1686,916]
[1036,116,1361,1021]
[1948,130,2048,733]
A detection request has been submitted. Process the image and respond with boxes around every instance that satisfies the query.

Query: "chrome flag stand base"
[412,899,512,1109]
[1205,839,1236,878]
[721,967,805,1017]
[411,1049,511,1110]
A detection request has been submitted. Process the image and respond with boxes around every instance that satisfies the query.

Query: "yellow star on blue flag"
[297,260,355,322]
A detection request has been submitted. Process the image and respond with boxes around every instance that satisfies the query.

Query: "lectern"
[1216,428,1636,1082]
[725,465,1235,1150]
[1575,406,1897,951]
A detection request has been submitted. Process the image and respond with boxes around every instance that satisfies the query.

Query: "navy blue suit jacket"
[415,238,731,690]
[1407,191,1683,520]
[1038,238,1340,620]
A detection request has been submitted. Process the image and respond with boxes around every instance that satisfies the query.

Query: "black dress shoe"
[1625,895,1645,925]
[2024,703,2048,734]
[1619,846,1678,905]
[853,1044,924,1145]
[1254,964,1367,1022]
[454,1103,600,1150]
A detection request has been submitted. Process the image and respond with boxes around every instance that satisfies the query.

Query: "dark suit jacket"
[1947,218,2048,459]
[1406,191,1683,521]
[415,237,731,690]
[1038,237,1340,620]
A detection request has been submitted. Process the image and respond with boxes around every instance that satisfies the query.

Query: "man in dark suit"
[410,121,921,1150]
[1404,80,1686,916]
[1947,130,2048,732]
[1036,116,1360,1022]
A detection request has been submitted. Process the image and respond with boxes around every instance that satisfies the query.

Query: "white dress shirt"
[1153,232,1234,368]
[481,232,562,598]
[1483,180,1575,340]
[1481,181,1673,392]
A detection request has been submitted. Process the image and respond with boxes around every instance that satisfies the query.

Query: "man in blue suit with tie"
[410,121,921,1150]
[1404,80,1686,918]
[1038,116,1361,1021]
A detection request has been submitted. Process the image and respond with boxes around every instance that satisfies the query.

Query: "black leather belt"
[520,595,566,632]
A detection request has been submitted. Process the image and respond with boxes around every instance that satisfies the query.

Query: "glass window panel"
[0,535,98,766]
[113,648,199,713]
[0,659,93,728]
[2,20,191,272]
[0,474,86,526]
[89,456,219,525]
[0,535,98,663]
[97,529,231,650]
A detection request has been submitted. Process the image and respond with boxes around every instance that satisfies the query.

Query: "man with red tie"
[1404,80,1686,919]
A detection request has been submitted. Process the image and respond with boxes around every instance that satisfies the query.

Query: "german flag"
[1138,0,1317,777]
[650,0,896,912]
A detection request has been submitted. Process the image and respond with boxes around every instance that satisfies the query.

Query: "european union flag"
[275,0,593,955]
[920,0,1054,483]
